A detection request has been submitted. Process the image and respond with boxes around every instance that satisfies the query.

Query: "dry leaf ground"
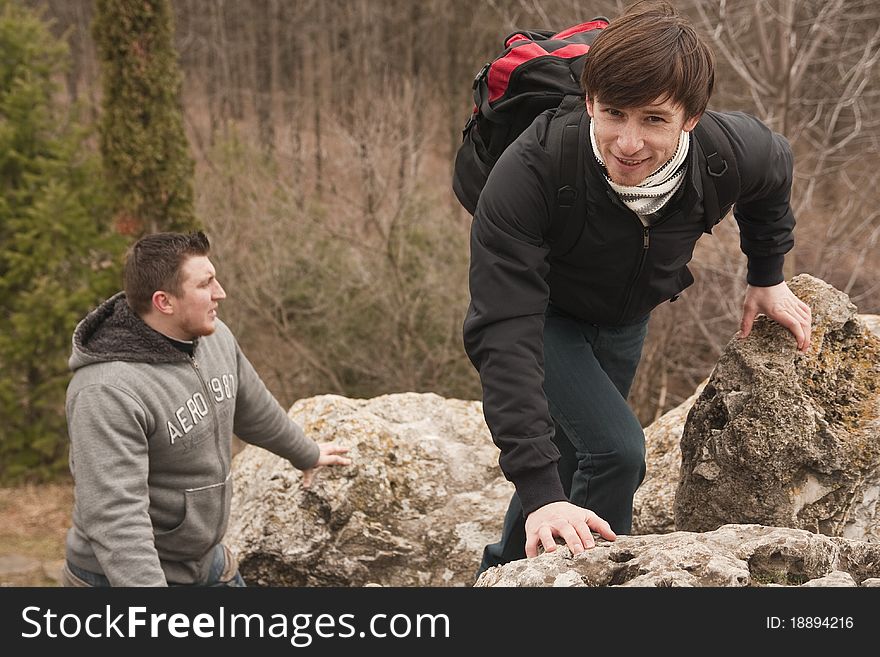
[0,480,73,586]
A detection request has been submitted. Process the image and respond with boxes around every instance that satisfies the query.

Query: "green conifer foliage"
[93,0,199,235]
[0,0,125,482]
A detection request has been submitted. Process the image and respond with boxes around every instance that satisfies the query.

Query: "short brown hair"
[124,231,211,316]
[581,1,714,119]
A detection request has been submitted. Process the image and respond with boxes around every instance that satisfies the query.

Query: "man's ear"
[683,113,702,132]
[152,291,175,316]
[586,96,595,118]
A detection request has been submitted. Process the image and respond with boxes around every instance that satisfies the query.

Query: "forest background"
[1,0,878,485]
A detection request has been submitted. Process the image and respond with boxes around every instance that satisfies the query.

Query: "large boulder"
[674,275,880,539]
[225,393,513,586]
[634,311,880,536]
[474,524,880,587]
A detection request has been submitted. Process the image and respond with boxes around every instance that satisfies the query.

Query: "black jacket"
[463,109,795,515]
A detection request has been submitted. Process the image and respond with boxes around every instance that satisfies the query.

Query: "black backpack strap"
[545,95,588,256]
[692,112,741,232]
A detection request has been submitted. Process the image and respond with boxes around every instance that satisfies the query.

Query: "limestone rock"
[225,393,513,586]
[634,311,880,536]
[799,570,857,587]
[474,524,880,587]
[861,314,880,338]
[675,275,880,539]
[632,381,706,535]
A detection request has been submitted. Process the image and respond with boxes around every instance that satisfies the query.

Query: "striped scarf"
[590,121,689,216]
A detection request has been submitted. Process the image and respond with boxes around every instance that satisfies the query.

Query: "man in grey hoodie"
[63,231,350,587]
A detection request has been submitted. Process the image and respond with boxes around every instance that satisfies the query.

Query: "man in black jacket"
[465,1,812,574]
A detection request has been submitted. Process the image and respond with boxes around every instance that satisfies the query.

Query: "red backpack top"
[452,19,609,215]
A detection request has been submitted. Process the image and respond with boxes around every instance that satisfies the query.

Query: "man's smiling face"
[587,96,700,187]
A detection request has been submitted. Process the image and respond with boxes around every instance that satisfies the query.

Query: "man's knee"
[577,428,645,481]
[615,435,646,483]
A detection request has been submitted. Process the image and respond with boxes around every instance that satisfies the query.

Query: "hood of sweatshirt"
[69,292,193,371]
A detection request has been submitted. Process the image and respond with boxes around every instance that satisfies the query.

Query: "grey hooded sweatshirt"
[65,292,320,586]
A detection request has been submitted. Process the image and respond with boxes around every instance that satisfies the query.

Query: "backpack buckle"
[706,152,728,177]
[473,62,491,89]
[557,185,578,208]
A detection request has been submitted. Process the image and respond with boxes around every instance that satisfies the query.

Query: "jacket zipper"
[189,354,227,547]
[618,226,650,323]
[606,190,651,323]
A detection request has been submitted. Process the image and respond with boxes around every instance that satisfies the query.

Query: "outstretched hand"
[739,282,812,352]
[302,442,351,489]
[524,501,616,558]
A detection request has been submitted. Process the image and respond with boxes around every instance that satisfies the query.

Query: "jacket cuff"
[513,463,567,516]
[746,254,785,287]
[287,439,321,471]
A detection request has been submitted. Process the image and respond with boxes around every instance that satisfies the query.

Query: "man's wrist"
[514,464,567,516]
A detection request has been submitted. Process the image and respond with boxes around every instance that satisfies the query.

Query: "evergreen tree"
[0,0,125,482]
[93,0,199,235]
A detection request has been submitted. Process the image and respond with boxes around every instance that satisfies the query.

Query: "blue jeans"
[479,304,649,574]
[64,543,246,587]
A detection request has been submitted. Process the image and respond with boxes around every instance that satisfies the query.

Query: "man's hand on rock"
[739,281,812,352]
[524,501,616,558]
[302,442,351,489]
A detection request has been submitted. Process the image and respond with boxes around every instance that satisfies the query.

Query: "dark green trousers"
[478,304,649,575]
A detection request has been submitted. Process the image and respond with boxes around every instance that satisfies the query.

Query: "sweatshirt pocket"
[154,477,231,561]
